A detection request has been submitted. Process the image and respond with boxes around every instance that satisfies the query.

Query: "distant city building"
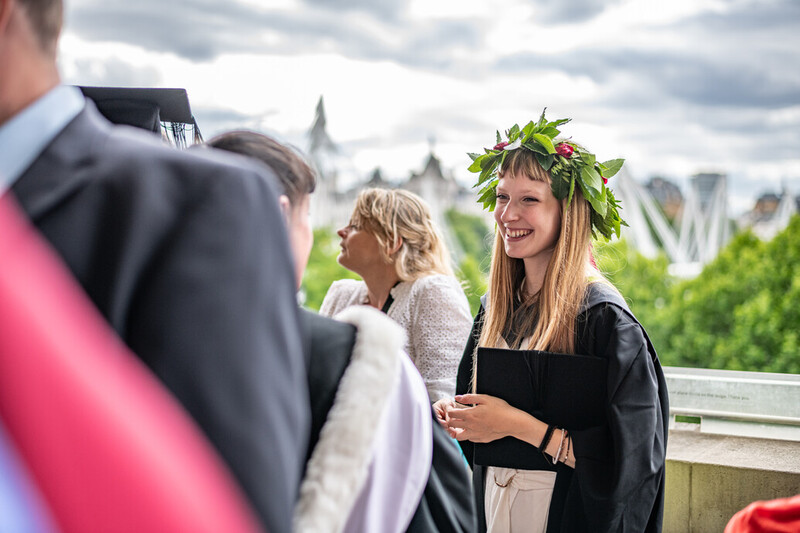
[405,154,459,211]
[752,193,781,219]
[691,172,726,212]
[645,176,683,222]
[403,152,485,223]
[306,97,485,242]
[306,97,358,229]
[363,168,391,189]
[739,189,798,241]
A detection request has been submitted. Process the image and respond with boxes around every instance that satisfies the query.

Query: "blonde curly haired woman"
[320,188,472,402]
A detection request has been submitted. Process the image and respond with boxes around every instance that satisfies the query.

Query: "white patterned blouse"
[320,274,473,402]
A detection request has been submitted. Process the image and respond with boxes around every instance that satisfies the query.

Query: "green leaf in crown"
[467,109,626,241]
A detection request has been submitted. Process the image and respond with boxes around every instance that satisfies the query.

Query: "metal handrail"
[670,408,800,427]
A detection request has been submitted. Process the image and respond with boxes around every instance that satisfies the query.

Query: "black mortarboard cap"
[77,86,202,144]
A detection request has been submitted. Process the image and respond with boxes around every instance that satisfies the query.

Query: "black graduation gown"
[301,309,476,532]
[456,283,668,533]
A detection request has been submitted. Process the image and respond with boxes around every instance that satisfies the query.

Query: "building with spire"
[308,96,338,186]
[306,96,358,228]
[305,96,485,235]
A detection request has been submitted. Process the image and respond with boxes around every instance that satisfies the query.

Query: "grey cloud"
[300,0,405,22]
[66,0,482,70]
[527,0,623,24]
[494,47,799,110]
[61,57,163,87]
[381,20,481,69]
[344,106,491,152]
[689,0,800,34]
[193,106,279,139]
[666,62,799,109]
[68,0,277,61]
[492,0,800,111]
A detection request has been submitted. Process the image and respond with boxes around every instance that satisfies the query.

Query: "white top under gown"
[320,275,472,402]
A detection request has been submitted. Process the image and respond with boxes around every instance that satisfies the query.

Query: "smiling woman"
[435,111,669,533]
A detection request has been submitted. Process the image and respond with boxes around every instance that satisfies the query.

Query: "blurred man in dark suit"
[0,1,309,532]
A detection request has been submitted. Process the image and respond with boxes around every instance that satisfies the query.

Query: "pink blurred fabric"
[0,194,264,533]
[725,494,800,533]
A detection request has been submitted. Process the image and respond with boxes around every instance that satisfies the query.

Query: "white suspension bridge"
[615,171,797,278]
[615,170,734,277]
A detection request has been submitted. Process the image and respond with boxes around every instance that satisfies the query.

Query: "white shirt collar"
[0,85,85,196]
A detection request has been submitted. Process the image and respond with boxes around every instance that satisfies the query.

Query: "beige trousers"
[484,467,556,533]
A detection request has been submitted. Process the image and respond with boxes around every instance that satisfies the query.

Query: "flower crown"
[468,110,627,240]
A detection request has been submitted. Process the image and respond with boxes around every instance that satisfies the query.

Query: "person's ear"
[278,194,291,226]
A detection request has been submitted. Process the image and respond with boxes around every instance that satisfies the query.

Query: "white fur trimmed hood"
[293,306,407,533]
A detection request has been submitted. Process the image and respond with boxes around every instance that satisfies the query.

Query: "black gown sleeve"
[564,302,668,533]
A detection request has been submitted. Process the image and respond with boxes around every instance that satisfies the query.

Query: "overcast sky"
[58,0,800,215]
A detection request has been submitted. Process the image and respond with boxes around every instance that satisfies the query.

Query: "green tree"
[657,216,800,373]
[445,208,493,267]
[301,227,359,311]
[594,239,674,348]
[456,255,488,316]
[446,209,493,315]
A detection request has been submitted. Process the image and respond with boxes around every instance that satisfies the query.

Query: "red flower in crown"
[603,177,608,185]
[555,142,574,158]
[493,141,509,151]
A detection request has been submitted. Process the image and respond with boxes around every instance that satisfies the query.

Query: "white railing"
[664,366,800,441]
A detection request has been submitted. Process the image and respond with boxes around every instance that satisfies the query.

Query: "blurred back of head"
[206,131,315,205]
[16,0,63,56]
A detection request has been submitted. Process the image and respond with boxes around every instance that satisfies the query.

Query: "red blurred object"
[0,195,264,533]
[725,494,800,533]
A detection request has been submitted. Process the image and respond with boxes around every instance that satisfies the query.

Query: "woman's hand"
[433,397,459,438]
[445,393,524,443]
[432,398,454,427]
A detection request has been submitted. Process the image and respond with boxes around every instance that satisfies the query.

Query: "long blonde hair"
[478,149,602,356]
[349,188,454,280]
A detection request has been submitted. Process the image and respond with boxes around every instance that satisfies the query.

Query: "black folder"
[473,347,608,469]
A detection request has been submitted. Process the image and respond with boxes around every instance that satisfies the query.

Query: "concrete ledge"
[664,429,800,532]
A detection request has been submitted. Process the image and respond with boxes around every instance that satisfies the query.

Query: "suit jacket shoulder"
[14,104,279,222]
[12,103,309,533]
